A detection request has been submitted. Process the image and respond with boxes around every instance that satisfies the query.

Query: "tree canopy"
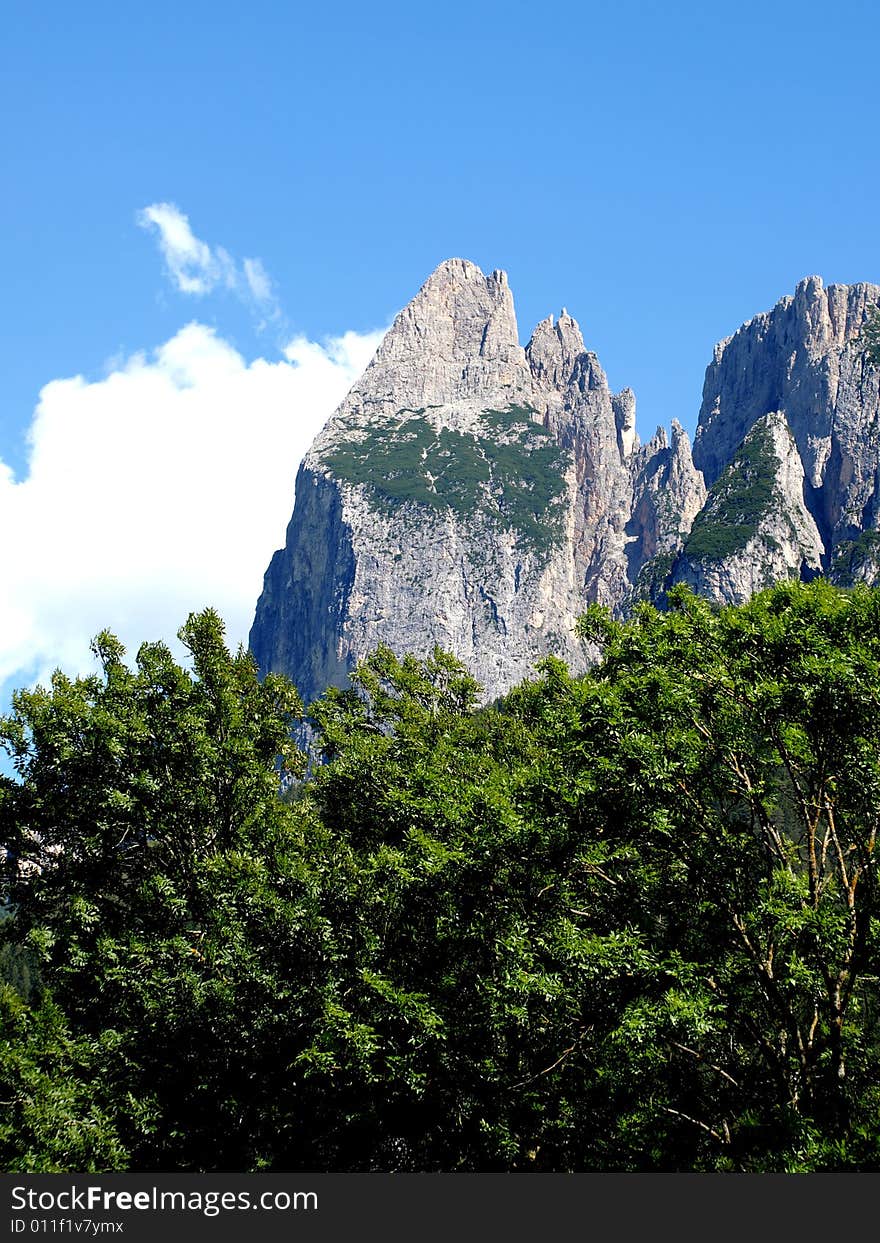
[2,584,880,1171]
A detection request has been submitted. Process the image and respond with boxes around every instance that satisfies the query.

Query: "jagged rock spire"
[331,258,529,417]
[250,263,880,709]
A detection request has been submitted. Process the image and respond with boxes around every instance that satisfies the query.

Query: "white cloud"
[138,203,280,318]
[0,322,385,691]
[243,257,273,306]
[137,203,227,296]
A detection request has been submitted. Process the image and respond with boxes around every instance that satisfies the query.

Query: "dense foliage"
[2,582,880,1171]
[683,418,779,562]
[321,405,570,554]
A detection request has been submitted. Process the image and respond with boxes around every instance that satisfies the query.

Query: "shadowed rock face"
[250,262,880,706]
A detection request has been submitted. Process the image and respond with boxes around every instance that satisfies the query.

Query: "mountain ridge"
[250,260,880,704]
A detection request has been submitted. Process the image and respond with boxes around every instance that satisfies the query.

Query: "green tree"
[295,646,608,1169]
[0,986,138,1171]
[300,593,880,1170]
[3,588,879,1172]
[1,610,316,1170]
[290,646,703,1170]
[556,581,880,1168]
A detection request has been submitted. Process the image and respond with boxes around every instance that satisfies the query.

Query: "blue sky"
[1,0,878,696]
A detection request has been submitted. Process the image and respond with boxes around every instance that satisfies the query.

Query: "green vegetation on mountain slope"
[684,419,780,561]
[320,405,570,554]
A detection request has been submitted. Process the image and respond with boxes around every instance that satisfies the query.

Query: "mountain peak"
[252,265,880,714]
[415,257,513,312]
[694,275,880,487]
[795,274,824,298]
[420,256,490,288]
[331,259,619,419]
[526,308,587,388]
[316,258,527,419]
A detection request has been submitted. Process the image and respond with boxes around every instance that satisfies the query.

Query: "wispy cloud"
[0,321,386,692]
[138,202,280,320]
[243,256,273,305]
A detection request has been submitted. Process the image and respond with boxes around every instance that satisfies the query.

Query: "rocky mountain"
[674,410,824,605]
[249,263,880,705]
[645,275,880,604]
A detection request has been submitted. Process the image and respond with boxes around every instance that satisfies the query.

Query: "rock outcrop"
[626,420,707,588]
[250,262,880,705]
[251,260,637,705]
[674,411,825,604]
[693,276,880,567]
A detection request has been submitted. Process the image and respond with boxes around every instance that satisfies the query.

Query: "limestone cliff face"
[693,276,880,569]
[251,260,636,705]
[626,420,706,587]
[250,263,880,705]
[673,411,825,604]
[524,312,636,611]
